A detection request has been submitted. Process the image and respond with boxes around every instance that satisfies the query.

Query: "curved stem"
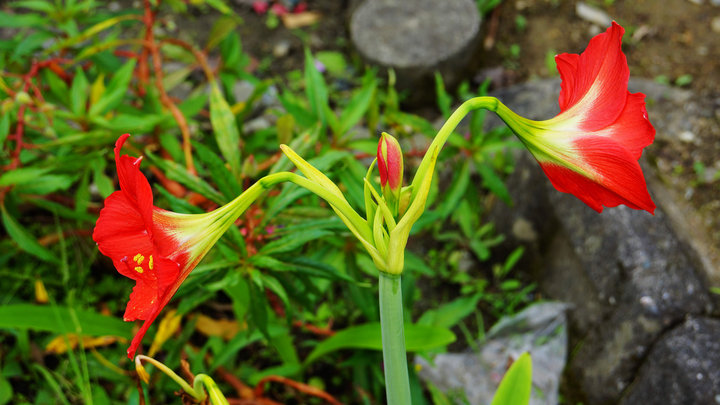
[135,355,204,402]
[379,272,411,405]
[194,374,230,405]
[410,96,500,199]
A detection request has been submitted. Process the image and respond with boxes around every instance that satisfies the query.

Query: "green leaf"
[304,48,329,126]
[417,293,482,329]
[11,31,52,61]
[193,141,242,200]
[49,14,138,53]
[0,167,51,187]
[338,73,376,136]
[88,59,136,117]
[0,107,9,147]
[0,374,12,405]
[315,51,347,76]
[70,67,89,117]
[0,304,132,336]
[305,323,455,365]
[202,0,232,14]
[33,365,71,405]
[434,72,452,119]
[92,158,114,198]
[248,272,269,338]
[145,150,225,203]
[278,91,317,129]
[1,205,59,263]
[437,159,470,219]
[477,162,512,204]
[16,174,76,195]
[209,83,242,180]
[258,229,331,255]
[12,1,56,13]
[0,10,47,27]
[491,352,532,405]
[206,15,238,50]
[102,112,169,133]
[251,255,357,283]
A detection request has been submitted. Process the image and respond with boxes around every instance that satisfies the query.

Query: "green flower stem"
[135,355,204,402]
[379,272,411,405]
[411,96,501,197]
[193,374,230,405]
[205,171,385,268]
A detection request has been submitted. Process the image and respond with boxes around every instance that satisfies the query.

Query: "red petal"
[538,136,655,213]
[93,191,157,282]
[124,280,158,321]
[377,139,388,187]
[126,311,160,359]
[595,92,655,160]
[154,255,182,295]
[114,134,154,233]
[556,22,629,131]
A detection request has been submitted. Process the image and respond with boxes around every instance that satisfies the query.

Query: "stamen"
[133,253,145,265]
[148,255,153,270]
[135,266,144,274]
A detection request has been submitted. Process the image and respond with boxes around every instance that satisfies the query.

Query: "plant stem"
[379,272,411,405]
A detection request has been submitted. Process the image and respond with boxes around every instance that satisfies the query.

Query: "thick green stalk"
[379,272,411,405]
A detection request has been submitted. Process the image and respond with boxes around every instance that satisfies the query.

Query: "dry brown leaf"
[46,334,124,354]
[195,315,245,340]
[281,12,321,30]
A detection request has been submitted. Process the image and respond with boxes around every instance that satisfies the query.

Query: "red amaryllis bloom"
[93,134,246,358]
[500,22,655,213]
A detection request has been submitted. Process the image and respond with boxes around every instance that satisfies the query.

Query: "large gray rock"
[620,317,720,405]
[350,0,481,104]
[485,79,718,404]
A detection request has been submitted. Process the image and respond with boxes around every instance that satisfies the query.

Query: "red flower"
[93,135,240,358]
[501,22,655,213]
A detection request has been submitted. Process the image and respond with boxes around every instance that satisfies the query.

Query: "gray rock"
[620,317,720,405]
[350,0,481,104]
[484,79,717,404]
[416,302,569,405]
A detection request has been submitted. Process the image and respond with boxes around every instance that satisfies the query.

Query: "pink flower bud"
[377,132,403,202]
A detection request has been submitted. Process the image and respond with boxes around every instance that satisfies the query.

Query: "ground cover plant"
[0,1,654,404]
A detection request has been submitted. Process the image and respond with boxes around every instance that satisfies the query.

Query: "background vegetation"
[0,1,532,403]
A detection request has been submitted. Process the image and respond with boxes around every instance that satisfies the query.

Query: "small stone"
[576,2,613,27]
[679,130,697,143]
[711,16,720,33]
[232,81,255,103]
[512,217,537,242]
[272,40,291,58]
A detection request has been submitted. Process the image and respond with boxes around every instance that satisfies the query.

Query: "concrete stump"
[350,0,481,104]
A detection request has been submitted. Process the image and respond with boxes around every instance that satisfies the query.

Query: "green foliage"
[491,352,533,405]
[0,1,536,403]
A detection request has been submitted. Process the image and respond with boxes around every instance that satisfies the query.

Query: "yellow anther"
[134,266,144,274]
[133,253,145,265]
[148,255,153,270]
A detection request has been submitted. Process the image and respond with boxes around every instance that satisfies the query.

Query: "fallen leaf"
[281,12,321,29]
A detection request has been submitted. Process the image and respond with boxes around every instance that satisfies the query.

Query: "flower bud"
[377,132,403,210]
[135,356,151,384]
